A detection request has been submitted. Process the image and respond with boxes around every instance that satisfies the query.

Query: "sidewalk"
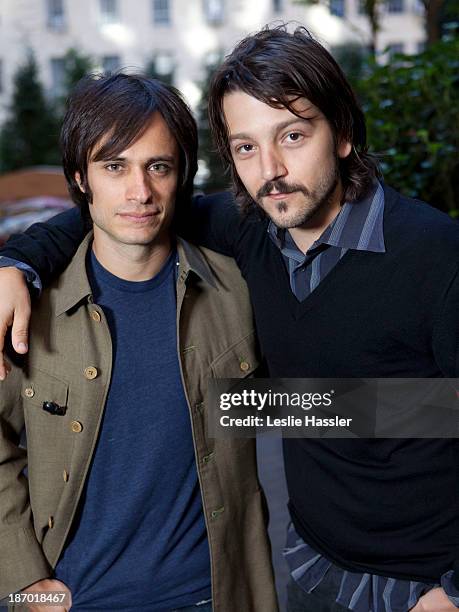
[257,433,290,612]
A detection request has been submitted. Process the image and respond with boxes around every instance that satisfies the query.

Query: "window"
[153,0,170,24]
[50,58,66,96]
[100,0,118,24]
[387,42,404,56]
[47,0,66,30]
[357,0,366,14]
[154,52,174,85]
[386,0,404,12]
[330,0,345,16]
[0,59,3,93]
[272,0,283,12]
[102,55,121,72]
[203,0,224,25]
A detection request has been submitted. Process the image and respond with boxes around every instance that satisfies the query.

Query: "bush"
[356,36,459,216]
[0,53,60,171]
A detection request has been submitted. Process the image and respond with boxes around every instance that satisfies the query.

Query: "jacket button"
[48,516,54,529]
[202,452,214,464]
[71,421,83,433]
[24,387,35,398]
[84,366,98,380]
[211,506,225,519]
[239,361,250,372]
[91,310,101,322]
[63,469,69,482]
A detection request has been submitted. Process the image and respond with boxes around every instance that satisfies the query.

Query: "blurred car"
[0,167,74,245]
[0,197,74,245]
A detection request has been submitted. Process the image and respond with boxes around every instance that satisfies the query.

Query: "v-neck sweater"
[192,184,459,584]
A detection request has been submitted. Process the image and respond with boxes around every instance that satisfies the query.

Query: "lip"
[117,211,160,222]
[265,191,296,200]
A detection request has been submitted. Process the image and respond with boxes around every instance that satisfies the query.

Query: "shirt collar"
[54,232,94,316]
[268,180,386,255]
[54,233,218,316]
[176,237,218,289]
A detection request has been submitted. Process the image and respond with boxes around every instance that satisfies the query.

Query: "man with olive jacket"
[0,73,277,612]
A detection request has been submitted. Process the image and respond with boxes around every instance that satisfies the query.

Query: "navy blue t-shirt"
[54,248,211,611]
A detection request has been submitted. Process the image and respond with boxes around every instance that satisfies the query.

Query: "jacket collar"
[176,237,218,290]
[54,233,217,317]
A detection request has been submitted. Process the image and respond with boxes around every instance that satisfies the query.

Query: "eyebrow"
[229,117,313,142]
[93,155,176,164]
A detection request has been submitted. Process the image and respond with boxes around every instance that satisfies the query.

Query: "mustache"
[256,179,309,200]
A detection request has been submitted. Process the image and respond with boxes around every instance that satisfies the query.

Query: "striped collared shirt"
[270,181,459,610]
[284,523,459,612]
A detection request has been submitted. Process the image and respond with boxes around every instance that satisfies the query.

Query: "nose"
[260,147,287,182]
[126,168,152,204]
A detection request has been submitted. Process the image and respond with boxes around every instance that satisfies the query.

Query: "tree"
[296,0,455,51]
[332,43,371,86]
[196,58,229,194]
[356,36,458,215]
[0,52,60,172]
[429,0,459,43]
[55,48,94,117]
[62,48,94,96]
[423,0,445,43]
[295,0,383,55]
[356,0,381,55]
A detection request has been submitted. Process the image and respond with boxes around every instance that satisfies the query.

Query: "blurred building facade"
[0,0,425,119]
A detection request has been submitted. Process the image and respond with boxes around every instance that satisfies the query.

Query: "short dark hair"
[61,73,198,220]
[208,24,379,215]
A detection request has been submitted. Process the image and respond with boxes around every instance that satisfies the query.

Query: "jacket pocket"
[20,368,73,542]
[210,331,260,378]
[21,368,69,415]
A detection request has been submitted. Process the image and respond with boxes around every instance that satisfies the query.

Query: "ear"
[75,172,85,193]
[337,140,352,159]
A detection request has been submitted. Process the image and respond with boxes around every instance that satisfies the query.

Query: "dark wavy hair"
[208,24,379,214]
[61,72,198,222]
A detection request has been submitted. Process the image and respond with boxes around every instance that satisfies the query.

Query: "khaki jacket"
[0,234,278,612]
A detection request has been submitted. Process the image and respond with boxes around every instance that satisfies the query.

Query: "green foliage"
[55,48,94,117]
[0,52,60,172]
[355,36,459,215]
[196,59,229,193]
[332,43,371,85]
[62,48,94,96]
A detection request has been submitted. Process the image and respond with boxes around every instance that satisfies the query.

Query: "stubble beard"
[256,158,340,230]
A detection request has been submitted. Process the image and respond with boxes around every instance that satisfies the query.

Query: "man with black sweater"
[0,25,458,612]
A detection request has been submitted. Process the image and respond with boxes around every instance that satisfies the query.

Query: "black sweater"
[2,184,459,583]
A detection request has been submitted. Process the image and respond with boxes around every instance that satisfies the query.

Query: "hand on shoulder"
[0,267,30,380]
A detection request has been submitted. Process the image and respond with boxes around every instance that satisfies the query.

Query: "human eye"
[149,162,171,174]
[284,132,304,144]
[235,143,255,156]
[104,163,123,173]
